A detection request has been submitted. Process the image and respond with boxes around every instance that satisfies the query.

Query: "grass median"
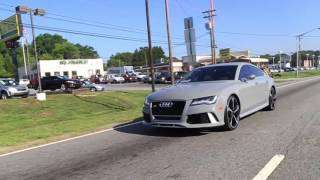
[0,91,149,153]
[273,69,320,80]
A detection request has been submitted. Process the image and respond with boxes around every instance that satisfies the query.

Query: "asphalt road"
[1,78,320,180]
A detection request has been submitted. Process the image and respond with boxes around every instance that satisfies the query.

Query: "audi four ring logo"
[159,102,174,108]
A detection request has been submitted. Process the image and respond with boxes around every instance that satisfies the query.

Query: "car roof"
[197,62,254,69]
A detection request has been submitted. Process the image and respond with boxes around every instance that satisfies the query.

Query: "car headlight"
[8,87,17,93]
[144,98,150,106]
[161,77,165,80]
[190,96,217,106]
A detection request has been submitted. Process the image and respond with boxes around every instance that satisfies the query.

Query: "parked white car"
[106,74,125,83]
[19,79,30,86]
[135,72,147,81]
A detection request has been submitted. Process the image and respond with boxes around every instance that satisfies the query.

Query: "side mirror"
[247,74,256,80]
[240,78,247,83]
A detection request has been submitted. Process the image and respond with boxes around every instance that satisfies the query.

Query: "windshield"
[181,65,238,82]
[0,79,17,86]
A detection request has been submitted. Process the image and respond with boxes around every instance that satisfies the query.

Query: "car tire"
[264,87,276,111]
[1,92,8,100]
[90,87,96,92]
[61,84,66,91]
[223,95,240,131]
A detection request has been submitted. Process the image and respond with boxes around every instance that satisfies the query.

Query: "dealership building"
[18,58,104,79]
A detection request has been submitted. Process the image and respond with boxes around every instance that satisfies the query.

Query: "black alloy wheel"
[224,96,240,130]
[265,87,276,111]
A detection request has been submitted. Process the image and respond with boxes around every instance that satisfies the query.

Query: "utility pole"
[25,39,32,80]
[296,35,301,77]
[165,0,174,85]
[29,9,42,92]
[145,0,155,92]
[210,0,216,64]
[21,39,28,78]
[202,0,216,64]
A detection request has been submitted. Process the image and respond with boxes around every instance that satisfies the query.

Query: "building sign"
[59,59,88,65]
[184,17,197,65]
[219,48,231,60]
[0,14,23,42]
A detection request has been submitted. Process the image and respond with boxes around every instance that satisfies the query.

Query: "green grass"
[0,91,149,153]
[273,69,320,79]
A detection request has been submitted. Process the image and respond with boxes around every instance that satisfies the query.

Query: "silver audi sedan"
[142,62,276,130]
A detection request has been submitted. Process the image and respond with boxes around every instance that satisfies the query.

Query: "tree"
[131,46,166,66]
[53,42,80,59]
[108,52,133,67]
[75,44,99,59]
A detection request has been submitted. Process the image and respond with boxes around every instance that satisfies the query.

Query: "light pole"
[318,56,320,68]
[16,6,45,92]
[312,55,315,68]
[306,53,309,68]
[279,51,282,72]
[272,56,275,66]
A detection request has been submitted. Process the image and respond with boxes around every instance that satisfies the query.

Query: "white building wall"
[39,59,104,78]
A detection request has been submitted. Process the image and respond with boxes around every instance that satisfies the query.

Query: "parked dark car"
[37,76,82,91]
[155,71,189,84]
[123,73,137,83]
[155,71,171,84]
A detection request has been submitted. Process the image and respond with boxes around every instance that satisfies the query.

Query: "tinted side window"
[250,66,265,77]
[239,65,251,80]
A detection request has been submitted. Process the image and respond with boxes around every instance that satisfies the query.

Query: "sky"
[1,0,320,60]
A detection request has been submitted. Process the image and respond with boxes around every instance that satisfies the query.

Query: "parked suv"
[0,78,29,99]
[38,76,82,91]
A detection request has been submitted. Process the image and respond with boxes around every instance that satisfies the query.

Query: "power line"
[216,31,294,37]
[0,20,185,45]
[0,3,184,39]
[41,15,184,40]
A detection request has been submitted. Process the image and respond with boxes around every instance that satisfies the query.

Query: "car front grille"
[151,101,185,116]
[17,88,26,91]
[154,116,181,121]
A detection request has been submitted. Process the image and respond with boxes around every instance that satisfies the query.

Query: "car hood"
[148,80,238,101]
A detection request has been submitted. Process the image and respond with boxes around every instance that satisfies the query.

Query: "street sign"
[219,48,231,60]
[0,14,23,42]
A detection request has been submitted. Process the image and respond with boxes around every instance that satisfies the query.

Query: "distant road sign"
[0,14,23,42]
[219,48,231,60]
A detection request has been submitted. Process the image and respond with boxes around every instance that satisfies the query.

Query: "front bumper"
[8,90,29,97]
[142,100,226,128]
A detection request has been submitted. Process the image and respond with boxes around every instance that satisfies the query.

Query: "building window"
[54,72,60,76]
[63,71,69,77]
[72,71,77,76]
[45,72,51,77]
[96,69,100,75]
